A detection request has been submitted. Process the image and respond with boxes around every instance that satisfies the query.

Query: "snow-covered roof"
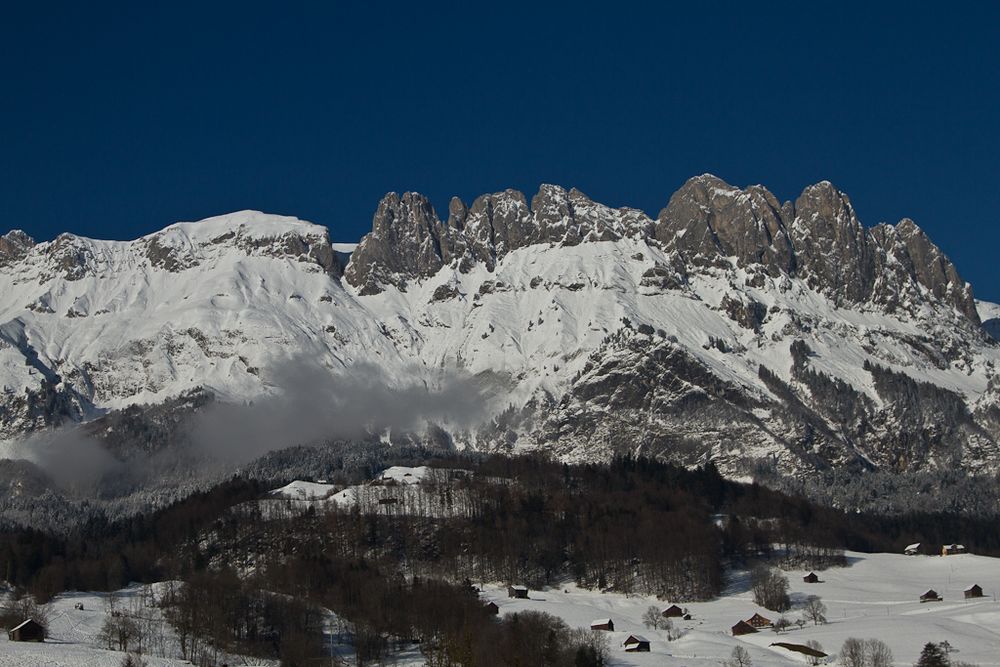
[905,543,920,550]
[964,584,981,591]
[10,618,40,632]
[509,584,528,591]
[622,634,649,645]
[590,618,612,625]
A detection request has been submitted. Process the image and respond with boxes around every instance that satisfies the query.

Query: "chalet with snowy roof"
[731,620,758,636]
[662,604,685,618]
[621,634,650,652]
[590,618,614,631]
[964,584,984,599]
[8,618,45,642]
[904,542,921,555]
[803,572,820,583]
[942,543,967,556]
[920,589,942,602]
[507,585,529,599]
[746,612,773,628]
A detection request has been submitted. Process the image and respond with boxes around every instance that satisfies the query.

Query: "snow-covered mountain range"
[2,175,999,478]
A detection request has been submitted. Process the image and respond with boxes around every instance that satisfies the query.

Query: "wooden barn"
[662,604,685,618]
[942,543,967,556]
[904,542,921,555]
[746,613,773,628]
[507,585,528,599]
[964,584,984,599]
[920,589,942,602]
[731,620,758,636]
[622,634,650,652]
[484,601,500,615]
[803,572,820,583]
[8,618,45,642]
[590,618,614,631]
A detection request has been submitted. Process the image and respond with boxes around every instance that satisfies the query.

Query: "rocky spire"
[788,181,877,306]
[342,178,981,325]
[654,174,794,273]
[343,192,456,294]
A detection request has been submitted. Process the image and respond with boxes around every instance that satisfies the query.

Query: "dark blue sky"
[2,3,998,300]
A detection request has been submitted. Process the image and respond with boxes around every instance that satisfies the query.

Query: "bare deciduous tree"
[864,639,893,667]
[803,595,827,625]
[750,565,790,612]
[727,645,752,667]
[839,637,867,667]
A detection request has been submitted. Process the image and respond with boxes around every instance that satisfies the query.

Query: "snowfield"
[2,550,999,665]
[0,584,215,667]
[481,551,1000,666]
[1,208,999,476]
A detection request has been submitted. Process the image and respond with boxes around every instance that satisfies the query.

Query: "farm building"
[920,589,942,602]
[731,620,758,636]
[771,642,828,659]
[8,618,45,642]
[904,542,921,555]
[746,613,773,628]
[964,584,984,599]
[803,572,820,583]
[622,634,650,652]
[484,601,499,615]
[662,604,685,618]
[590,618,614,631]
[942,544,967,556]
[507,585,529,599]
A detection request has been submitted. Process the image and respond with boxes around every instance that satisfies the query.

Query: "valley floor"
[3,551,999,666]
[483,550,1000,666]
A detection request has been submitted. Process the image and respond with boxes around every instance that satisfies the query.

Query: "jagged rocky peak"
[346,184,657,293]
[343,177,980,324]
[870,218,979,323]
[655,174,794,273]
[462,189,533,269]
[343,192,456,294]
[0,229,35,265]
[789,180,877,305]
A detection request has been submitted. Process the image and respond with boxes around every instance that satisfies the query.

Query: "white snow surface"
[3,551,1000,665]
[0,583,251,667]
[977,299,1000,322]
[1,212,998,466]
[480,550,1000,666]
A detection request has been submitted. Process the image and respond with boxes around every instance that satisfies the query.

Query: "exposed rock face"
[0,177,993,489]
[346,185,656,294]
[0,230,35,266]
[789,182,877,306]
[655,175,794,274]
[343,192,453,294]
[345,176,978,326]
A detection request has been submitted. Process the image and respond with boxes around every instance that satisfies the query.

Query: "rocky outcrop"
[789,182,877,306]
[0,230,35,267]
[346,185,656,294]
[655,175,794,274]
[343,192,455,294]
[345,176,978,326]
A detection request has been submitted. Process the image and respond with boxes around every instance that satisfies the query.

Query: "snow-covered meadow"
[3,542,999,665]
[480,551,1000,666]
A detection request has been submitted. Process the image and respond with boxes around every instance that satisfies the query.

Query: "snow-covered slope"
[978,300,1000,341]
[1,176,999,478]
[481,550,1000,666]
